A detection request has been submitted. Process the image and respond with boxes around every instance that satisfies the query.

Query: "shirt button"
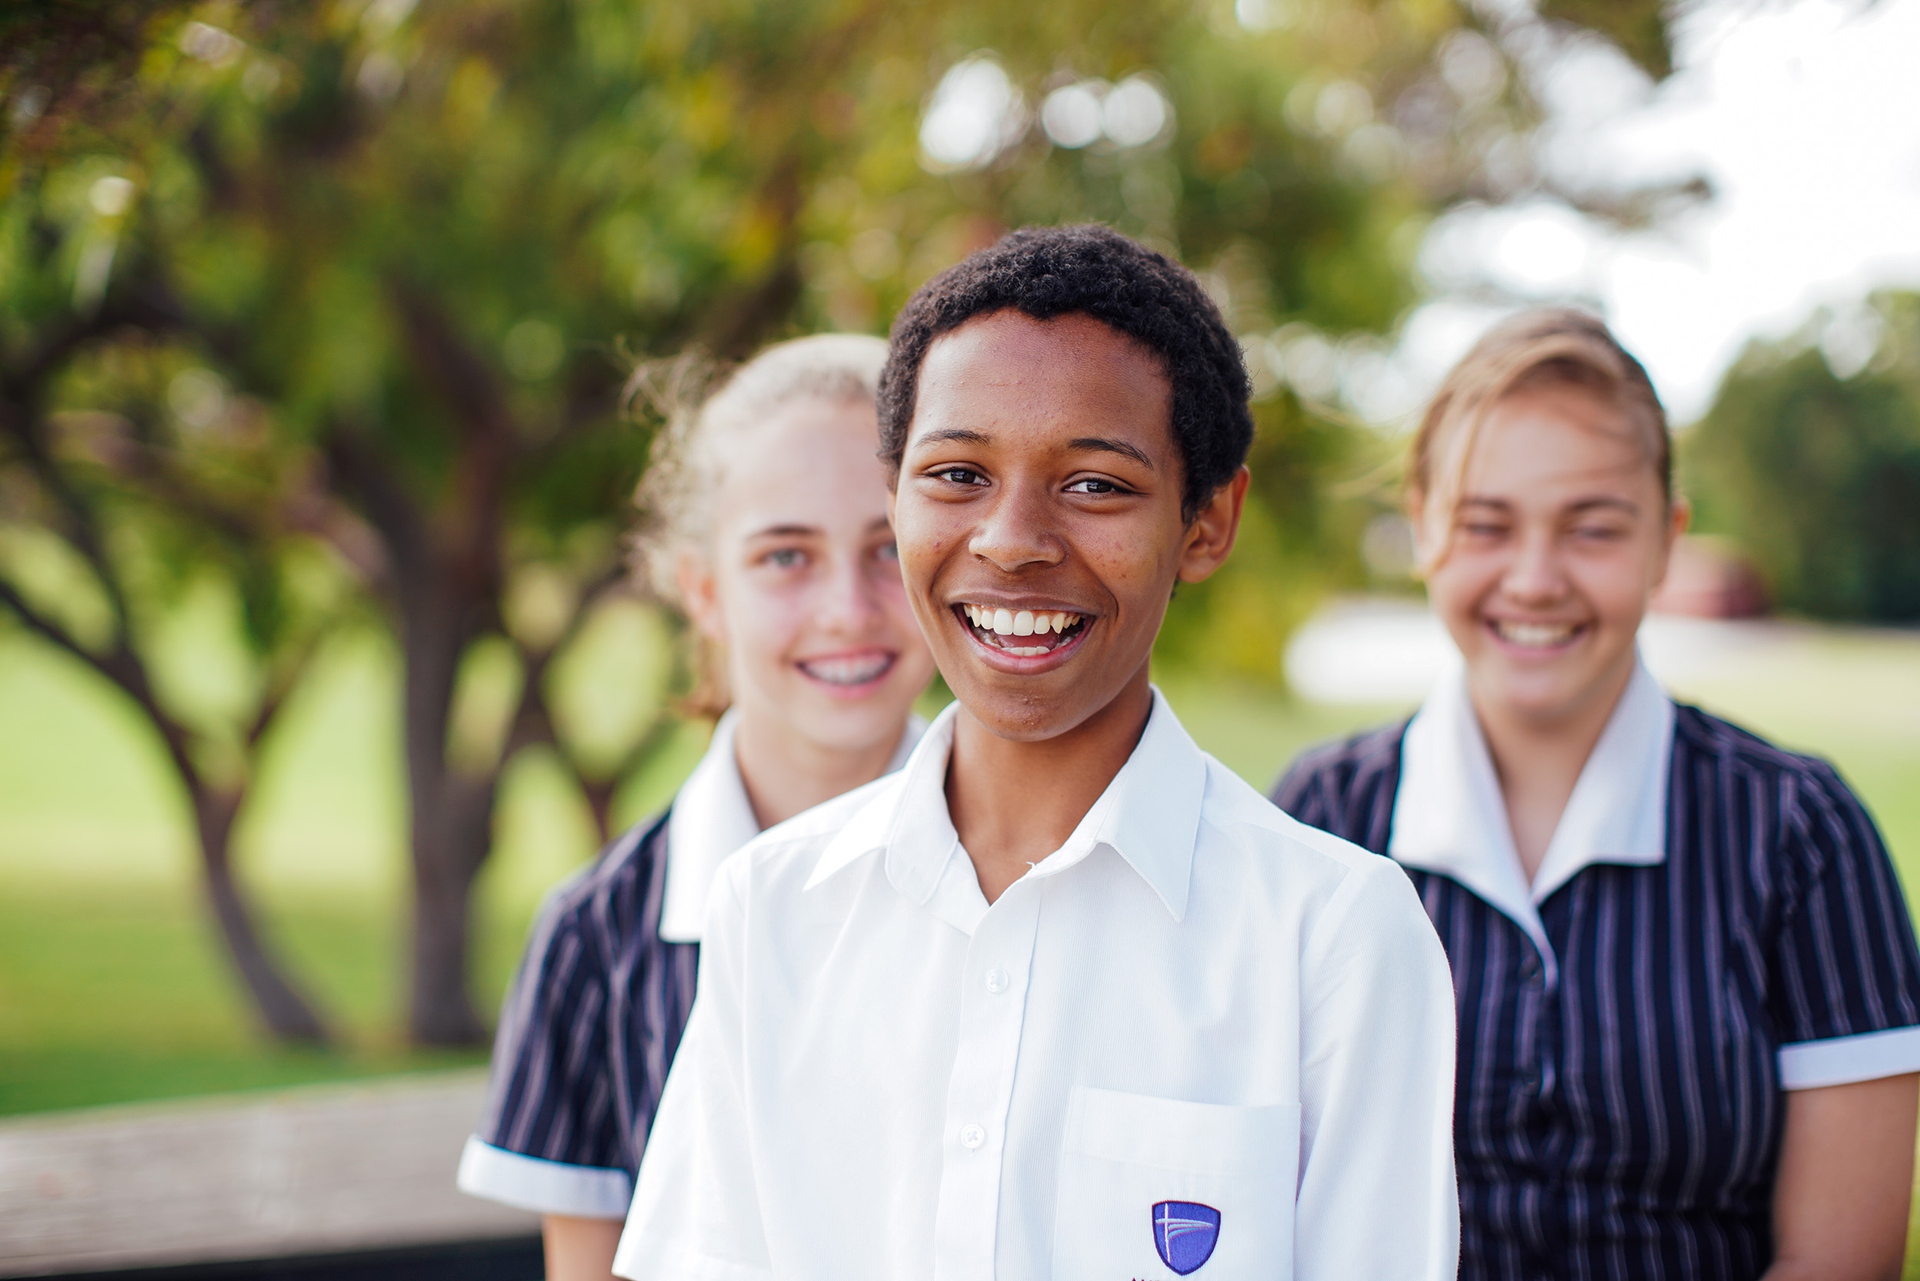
[960,1123,986,1150]
[984,968,1009,994]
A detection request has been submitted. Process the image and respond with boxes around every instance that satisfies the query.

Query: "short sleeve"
[457,889,632,1218]
[1772,761,1920,1089]
[615,862,773,1281]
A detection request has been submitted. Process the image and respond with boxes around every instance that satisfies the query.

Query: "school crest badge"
[1152,1200,1221,1275]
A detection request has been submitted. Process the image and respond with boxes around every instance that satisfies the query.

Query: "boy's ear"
[1176,466,1250,584]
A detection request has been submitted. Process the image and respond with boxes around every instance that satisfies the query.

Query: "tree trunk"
[406,770,498,1046]
[190,781,330,1044]
[399,582,496,1047]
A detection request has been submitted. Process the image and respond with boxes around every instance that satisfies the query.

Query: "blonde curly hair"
[627,333,889,716]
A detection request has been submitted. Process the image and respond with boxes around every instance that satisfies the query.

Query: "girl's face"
[680,396,934,753]
[1414,384,1687,730]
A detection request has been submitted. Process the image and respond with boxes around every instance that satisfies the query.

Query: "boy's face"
[890,309,1246,743]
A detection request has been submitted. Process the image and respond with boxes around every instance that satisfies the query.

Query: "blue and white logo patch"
[1152,1200,1221,1275]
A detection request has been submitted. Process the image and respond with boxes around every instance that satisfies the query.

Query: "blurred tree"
[1683,291,1920,623]
[1,0,1686,1045]
[0,274,342,1043]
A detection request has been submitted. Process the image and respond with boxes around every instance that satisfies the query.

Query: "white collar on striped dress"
[657,709,926,943]
[1388,651,1674,965]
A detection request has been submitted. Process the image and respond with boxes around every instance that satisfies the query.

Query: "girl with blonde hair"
[458,334,934,1280]
[1275,308,1920,1280]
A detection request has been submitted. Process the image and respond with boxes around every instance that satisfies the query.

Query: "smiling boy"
[614,225,1457,1281]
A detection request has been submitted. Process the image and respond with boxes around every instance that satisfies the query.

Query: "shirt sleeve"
[1772,759,1920,1089]
[458,888,632,1218]
[614,863,772,1281]
[1295,854,1460,1280]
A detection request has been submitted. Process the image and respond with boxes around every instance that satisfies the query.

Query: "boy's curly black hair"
[876,224,1254,522]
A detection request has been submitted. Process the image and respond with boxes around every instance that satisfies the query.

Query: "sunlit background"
[1,0,1917,1273]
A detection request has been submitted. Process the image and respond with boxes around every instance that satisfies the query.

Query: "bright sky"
[1401,0,1920,424]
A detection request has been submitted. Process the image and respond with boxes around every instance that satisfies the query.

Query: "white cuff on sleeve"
[456,1134,633,1218]
[1778,1025,1920,1090]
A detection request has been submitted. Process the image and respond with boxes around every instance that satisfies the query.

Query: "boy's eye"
[763,548,806,568]
[1065,477,1125,495]
[875,542,900,563]
[1572,524,1626,542]
[931,466,987,486]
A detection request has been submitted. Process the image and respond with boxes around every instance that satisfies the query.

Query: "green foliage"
[3,0,1520,723]
[1537,0,1672,80]
[1683,293,1920,623]
[1,0,1685,1035]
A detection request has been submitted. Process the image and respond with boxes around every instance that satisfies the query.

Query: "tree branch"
[0,573,201,791]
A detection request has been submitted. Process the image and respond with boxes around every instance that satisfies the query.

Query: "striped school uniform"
[456,711,923,1218]
[1272,658,1920,1281]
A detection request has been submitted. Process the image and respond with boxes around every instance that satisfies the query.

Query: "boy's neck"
[945,666,1155,904]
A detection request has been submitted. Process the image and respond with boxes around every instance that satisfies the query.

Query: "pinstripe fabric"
[475,810,700,1187]
[1273,704,1920,1281]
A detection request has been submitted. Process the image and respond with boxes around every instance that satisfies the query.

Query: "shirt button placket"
[932,882,1043,1281]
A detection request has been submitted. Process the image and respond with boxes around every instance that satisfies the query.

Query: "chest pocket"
[1053,1086,1300,1281]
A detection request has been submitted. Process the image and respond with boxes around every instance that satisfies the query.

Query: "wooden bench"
[0,1073,539,1277]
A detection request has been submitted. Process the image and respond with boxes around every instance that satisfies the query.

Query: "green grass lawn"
[3,616,1919,1264]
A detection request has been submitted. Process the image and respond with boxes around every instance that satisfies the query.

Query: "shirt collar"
[806,687,1208,933]
[1389,651,1673,959]
[659,709,926,943]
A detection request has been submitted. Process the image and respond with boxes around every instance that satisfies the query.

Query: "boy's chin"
[945,658,1145,747]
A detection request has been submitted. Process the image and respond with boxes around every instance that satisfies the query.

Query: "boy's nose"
[967,483,1065,573]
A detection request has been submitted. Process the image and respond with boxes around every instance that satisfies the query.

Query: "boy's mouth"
[954,604,1089,658]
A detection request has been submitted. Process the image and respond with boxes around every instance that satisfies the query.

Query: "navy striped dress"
[1273,704,1920,1281]
[473,812,700,1206]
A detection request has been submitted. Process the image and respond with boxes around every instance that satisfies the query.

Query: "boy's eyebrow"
[914,427,1153,469]
[1068,436,1153,468]
[916,427,992,446]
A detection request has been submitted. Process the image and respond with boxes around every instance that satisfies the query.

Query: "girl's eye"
[1460,522,1507,538]
[1573,525,1626,542]
[875,542,899,563]
[932,466,986,486]
[763,548,806,568]
[1066,477,1124,495]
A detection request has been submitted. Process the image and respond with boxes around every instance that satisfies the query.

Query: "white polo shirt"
[614,690,1458,1281]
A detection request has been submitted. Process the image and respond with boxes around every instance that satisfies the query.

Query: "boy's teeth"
[962,604,1086,644]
